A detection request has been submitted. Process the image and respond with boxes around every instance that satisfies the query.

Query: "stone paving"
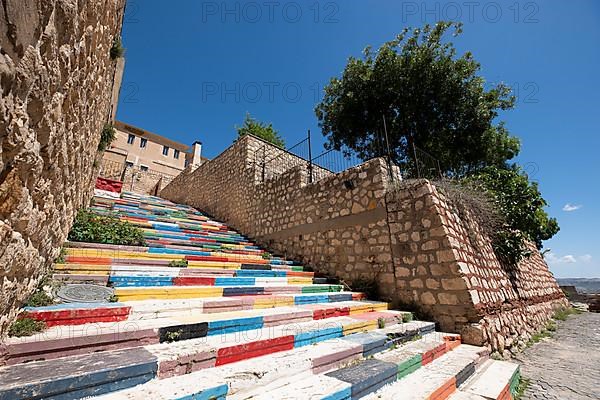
[515,312,600,400]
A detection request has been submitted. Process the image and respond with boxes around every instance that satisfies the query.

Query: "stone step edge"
[86,324,445,400]
[453,359,521,400]
[4,303,398,366]
[0,319,435,398]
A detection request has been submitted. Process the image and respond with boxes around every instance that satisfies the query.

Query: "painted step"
[113,284,342,301]
[4,301,393,365]
[0,348,157,400]
[361,344,489,400]
[19,302,131,327]
[89,321,428,400]
[455,359,520,400]
[125,295,369,319]
[237,330,455,400]
[89,370,229,400]
[148,315,398,378]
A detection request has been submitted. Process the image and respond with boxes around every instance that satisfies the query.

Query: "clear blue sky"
[117,0,600,278]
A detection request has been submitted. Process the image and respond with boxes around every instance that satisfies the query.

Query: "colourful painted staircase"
[0,192,522,400]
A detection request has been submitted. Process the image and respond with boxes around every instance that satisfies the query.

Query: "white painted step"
[362,345,487,400]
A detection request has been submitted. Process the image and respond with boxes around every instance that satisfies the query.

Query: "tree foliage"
[315,21,559,257]
[315,21,520,177]
[469,166,560,251]
[236,113,285,148]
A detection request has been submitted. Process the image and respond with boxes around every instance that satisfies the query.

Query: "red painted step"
[215,335,295,366]
[21,306,131,327]
[422,343,448,365]
[172,277,216,286]
[312,306,350,320]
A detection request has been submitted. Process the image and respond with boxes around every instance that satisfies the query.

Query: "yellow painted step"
[342,320,378,335]
[53,264,111,274]
[65,248,186,260]
[210,252,264,262]
[287,277,313,285]
[348,302,388,315]
[252,297,295,309]
[115,286,224,301]
[187,261,242,269]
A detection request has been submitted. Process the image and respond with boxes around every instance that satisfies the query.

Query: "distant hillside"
[558,278,600,294]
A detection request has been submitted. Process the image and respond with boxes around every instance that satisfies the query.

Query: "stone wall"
[0,0,126,336]
[161,134,567,355]
[386,180,567,355]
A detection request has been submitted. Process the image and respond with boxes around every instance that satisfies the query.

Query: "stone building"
[101,121,206,194]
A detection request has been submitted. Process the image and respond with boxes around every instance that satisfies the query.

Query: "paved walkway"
[514,312,600,400]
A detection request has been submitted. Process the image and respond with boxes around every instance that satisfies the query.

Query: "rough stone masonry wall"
[0,0,126,336]
[162,135,567,354]
[387,180,567,355]
[162,135,399,300]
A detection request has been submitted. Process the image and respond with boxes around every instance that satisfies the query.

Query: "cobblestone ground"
[514,312,600,400]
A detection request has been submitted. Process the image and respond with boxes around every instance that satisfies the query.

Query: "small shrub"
[9,318,46,337]
[168,260,188,268]
[402,313,413,323]
[164,330,182,343]
[527,330,553,347]
[55,247,67,264]
[410,334,422,342]
[98,123,116,151]
[68,210,146,246]
[24,290,55,307]
[110,37,125,59]
[377,318,386,329]
[108,294,119,303]
[553,307,581,321]
[546,321,557,332]
[261,252,271,260]
[514,377,531,400]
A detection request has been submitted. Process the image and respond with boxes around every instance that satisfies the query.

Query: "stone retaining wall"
[387,180,567,354]
[0,0,126,336]
[161,134,567,355]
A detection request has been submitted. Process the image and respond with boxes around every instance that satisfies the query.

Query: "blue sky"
[117,0,600,278]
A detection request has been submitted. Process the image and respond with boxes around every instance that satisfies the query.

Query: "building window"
[174,149,180,159]
[140,138,147,148]
[127,134,135,145]
[125,161,134,168]
[162,146,169,156]
[140,165,148,172]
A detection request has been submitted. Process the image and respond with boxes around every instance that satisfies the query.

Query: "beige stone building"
[100,121,205,194]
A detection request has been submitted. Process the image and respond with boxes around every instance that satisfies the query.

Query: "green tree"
[315,22,520,177]
[469,166,560,261]
[236,113,285,148]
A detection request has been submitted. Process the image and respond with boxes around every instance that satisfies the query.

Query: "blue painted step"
[326,359,398,400]
[0,348,157,400]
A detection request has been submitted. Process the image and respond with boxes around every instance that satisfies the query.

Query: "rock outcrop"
[0,0,126,336]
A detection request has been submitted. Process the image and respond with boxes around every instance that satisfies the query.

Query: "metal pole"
[382,115,394,182]
[412,141,421,179]
[261,146,266,182]
[307,129,313,183]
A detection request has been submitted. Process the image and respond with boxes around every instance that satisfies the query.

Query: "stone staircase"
[0,192,521,400]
